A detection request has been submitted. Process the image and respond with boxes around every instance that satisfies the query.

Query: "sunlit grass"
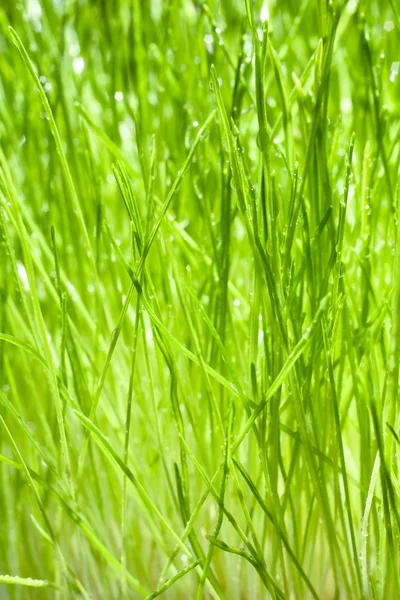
[1,0,400,598]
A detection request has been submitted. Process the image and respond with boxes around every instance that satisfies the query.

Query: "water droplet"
[390,62,400,83]
[73,56,85,75]
[204,34,214,53]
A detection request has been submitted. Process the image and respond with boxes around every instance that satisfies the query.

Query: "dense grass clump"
[1,0,400,598]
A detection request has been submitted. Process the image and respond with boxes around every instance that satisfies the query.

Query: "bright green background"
[0,0,400,598]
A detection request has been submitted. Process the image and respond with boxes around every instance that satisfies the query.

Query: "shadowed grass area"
[0,0,400,598]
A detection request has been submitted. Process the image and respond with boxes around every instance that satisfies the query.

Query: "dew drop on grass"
[221,133,230,152]
[384,21,394,32]
[390,62,400,83]
[73,56,85,75]
[204,34,214,54]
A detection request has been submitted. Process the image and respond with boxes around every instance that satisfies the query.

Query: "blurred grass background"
[0,0,400,598]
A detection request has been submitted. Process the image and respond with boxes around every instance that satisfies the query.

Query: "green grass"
[0,0,400,598]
